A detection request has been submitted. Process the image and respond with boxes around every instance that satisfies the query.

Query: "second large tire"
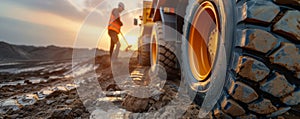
[150,22,180,79]
[138,35,151,66]
[138,23,154,66]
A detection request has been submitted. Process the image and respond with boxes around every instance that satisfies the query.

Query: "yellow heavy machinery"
[136,1,154,66]
[135,0,300,118]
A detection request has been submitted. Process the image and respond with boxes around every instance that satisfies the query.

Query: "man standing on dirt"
[108,2,125,61]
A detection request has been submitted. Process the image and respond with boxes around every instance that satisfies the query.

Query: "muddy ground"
[0,54,298,119]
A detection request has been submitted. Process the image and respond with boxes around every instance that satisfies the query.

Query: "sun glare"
[119,34,138,51]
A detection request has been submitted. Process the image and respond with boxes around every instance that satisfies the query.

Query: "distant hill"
[0,41,108,61]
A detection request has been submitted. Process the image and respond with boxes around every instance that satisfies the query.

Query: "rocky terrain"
[0,53,204,119]
[0,48,299,118]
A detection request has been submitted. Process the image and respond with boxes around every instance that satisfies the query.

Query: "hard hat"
[118,2,125,10]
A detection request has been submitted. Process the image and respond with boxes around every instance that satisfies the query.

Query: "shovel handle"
[120,32,129,46]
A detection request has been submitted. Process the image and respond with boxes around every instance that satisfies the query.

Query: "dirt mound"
[95,55,111,69]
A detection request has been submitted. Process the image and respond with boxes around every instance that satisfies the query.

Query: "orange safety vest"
[108,9,121,33]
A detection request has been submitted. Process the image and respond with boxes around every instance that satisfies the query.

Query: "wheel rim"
[188,1,219,81]
[151,35,158,67]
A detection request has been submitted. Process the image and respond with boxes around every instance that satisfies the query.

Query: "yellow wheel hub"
[188,1,219,81]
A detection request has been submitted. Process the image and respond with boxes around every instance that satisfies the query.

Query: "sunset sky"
[0,0,143,50]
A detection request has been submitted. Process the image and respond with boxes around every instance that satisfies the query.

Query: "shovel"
[120,32,132,51]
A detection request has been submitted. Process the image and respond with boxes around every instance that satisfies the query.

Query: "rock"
[237,114,257,119]
[97,97,123,103]
[267,107,291,118]
[83,99,93,108]
[65,84,78,91]
[8,114,19,118]
[278,116,286,119]
[260,73,295,97]
[27,77,47,84]
[0,99,21,114]
[47,100,56,105]
[270,43,300,78]
[73,109,84,117]
[213,107,233,119]
[104,90,128,97]
[152,101,165,110]
[296,72,300,79]
[121,95,152,112]
[274,0,300,7]
[221,99,246,116]
[24,80,32,85]
[181,105,203,119]
[282,89,300,105]
[161,95,172,102]
[17,94,39,106]
[65,99,75,104]
[239,0,280,24]
[228,81,259,103]
[60,94,69,99]
[152,94,161,101]
[50,107,72,119]
[236,56,270,82]
[273,10,300,41]
[49,76,62,80]
[248,98,277,114]
[52,86,68,92]
[47,87,68,98]
[152,106,187,119]
[237,29,279,53]
[37,90,54,100]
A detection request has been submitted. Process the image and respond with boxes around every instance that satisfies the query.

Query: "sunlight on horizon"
[0,0,142,51]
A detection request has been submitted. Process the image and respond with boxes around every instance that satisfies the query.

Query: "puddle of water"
[37,61,55,65]
[0,66,45,74]
[64,64,89,77]
[0,62,21,67]
[14,66,45,74]
[0,68,18,73]
[48,67,65,73]
[27,77,48,84]
[0,77,49,88]
[49,76,63,80]
[0,80,26,88]
[44,63,71,73]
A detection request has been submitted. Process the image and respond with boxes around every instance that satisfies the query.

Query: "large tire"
[138,23,154,66]
[182,0,300,118]
[138,35,151,66]
[150,22,180,79]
